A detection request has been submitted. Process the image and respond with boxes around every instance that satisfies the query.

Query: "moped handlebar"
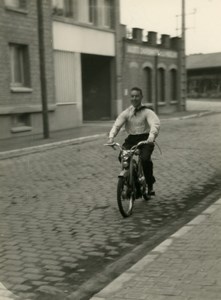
[104,141,148,152]
[104,142,122,151]
[104,140,162,155]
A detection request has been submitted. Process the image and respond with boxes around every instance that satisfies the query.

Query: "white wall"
[187,99,221,112]
[53,22,115,56]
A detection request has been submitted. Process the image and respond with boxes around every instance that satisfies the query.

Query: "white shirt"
[109,105,160,139]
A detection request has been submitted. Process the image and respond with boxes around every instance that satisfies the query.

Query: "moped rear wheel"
[117,177,134,218]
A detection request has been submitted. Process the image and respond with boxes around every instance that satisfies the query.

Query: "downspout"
[37,0,50,138]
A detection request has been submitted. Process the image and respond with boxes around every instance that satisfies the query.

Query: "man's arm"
[107,111,127,143]
[146,110,160,143]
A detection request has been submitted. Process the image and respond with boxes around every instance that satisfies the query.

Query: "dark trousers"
[122,134,155,190]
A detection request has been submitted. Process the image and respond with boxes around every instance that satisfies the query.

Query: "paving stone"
[13,284,32,291]
[6,277,26,285]
[37,285,63,294]
[44,277,64,282]
[24,273,43,281]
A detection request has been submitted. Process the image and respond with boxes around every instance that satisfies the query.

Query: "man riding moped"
[106,87,160,198]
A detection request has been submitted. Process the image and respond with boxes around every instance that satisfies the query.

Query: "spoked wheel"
[117,177,134,217]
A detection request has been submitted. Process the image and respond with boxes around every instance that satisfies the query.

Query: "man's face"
[130,90,142,108]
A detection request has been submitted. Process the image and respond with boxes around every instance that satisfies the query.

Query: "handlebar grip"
[104,143,116,146]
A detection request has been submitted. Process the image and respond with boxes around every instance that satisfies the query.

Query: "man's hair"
[131,87,143,96]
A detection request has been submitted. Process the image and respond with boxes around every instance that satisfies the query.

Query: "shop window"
[9,43,30,88]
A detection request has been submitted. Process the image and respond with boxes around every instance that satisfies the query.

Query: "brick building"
[0,0,183,139]
[0,0,120,139]
[120,27,182,114]
[0,0,55,139]
[187,52,221,99]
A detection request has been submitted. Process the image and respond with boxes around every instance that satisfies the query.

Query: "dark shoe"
[135,189,142,199]
[143,188,150,201]
[148,189,155,196]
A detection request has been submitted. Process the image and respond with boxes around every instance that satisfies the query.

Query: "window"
[9,44,30,88]
[4,0,26,9]
[96,0,112,28]
[76,0,90,23]
[12,113,31,127]
[11,113,32,132]
[103,0,112,27]
[170,69,177,101]
[52,0,76,17]
[52,0,113,28]
[158,68,165,102]
[143,67,152,103]
[89,0,96,24]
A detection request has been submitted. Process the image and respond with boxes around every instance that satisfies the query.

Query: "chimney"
[147,31,157,46]
[170,37,181,50]
[132,28,143,43]
[120,24,127,38]
[161,34,170,48]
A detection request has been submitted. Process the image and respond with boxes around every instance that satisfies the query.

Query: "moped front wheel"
[117,177,134,218]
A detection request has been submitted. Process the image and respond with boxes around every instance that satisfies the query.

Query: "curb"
[0,133,106,160]
[161,110,214,121]
[0,110,215,160]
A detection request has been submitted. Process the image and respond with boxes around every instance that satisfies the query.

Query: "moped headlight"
[122,161,129,168]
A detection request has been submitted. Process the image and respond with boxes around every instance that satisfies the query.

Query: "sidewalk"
[90,196,221,300]
[0,110,214,158]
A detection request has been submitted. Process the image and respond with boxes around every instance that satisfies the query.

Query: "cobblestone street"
[0,113,221,300]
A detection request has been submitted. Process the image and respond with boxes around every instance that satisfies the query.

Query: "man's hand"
[146,135,155,143]
[106,137,114,145]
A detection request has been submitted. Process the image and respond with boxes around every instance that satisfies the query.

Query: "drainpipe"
[37,0,50,138]
[154,52,159,114]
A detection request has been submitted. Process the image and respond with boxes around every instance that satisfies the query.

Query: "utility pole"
[176,1,196,111]
[180,0,187,111]
[37,0,50,138]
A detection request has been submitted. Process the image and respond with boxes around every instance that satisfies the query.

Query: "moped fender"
[118,169,129,178]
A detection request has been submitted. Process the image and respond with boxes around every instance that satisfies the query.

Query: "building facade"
[52,0,120,124]
[121,27,181,114]
[0,0,183,140]
[187,52,221,99]
[0,0,120,139]
[0,0,55,139]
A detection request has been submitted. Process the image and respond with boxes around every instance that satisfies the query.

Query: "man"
[107,87,160,196]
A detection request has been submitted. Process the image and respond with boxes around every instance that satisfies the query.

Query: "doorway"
[81,54,112,121]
